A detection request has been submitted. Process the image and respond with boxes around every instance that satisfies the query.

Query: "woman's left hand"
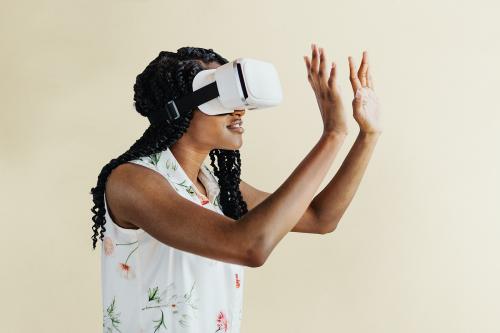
[348,51,383,134]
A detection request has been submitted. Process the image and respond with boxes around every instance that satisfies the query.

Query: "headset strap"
[147,81,219,125]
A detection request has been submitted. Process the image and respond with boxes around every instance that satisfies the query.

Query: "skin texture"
[105,45,382,267]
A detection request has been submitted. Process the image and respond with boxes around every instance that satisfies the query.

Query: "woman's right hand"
[304,43,349,136]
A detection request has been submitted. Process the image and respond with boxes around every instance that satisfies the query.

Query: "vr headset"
[147,58,283,125]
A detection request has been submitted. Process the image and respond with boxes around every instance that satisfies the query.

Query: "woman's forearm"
[311,131,381,232]
[240,132,346,263]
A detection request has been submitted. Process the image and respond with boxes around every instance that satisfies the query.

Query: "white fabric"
[101,147,245,333]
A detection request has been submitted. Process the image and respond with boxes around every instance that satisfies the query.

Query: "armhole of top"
[101,159,158,236]
[103,191,144,236]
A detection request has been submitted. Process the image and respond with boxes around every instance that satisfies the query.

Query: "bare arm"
[239,180,323,234]
[106,133,344,268]
[237,132,346,263]
[312,51,383,232]
[311,131,380,233]
[238,132,380,235]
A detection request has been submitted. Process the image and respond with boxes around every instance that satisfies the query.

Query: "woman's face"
[184,61,246,150]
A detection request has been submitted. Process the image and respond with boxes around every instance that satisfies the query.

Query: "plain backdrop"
[1,0,499,332]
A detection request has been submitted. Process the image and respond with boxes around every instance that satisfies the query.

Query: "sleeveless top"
[101,147,245,333]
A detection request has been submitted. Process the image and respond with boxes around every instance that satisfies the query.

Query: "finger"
[319,47,326,80]
[303,55,312,80]
[327,62,337,90]
[348,56,362,94]
[357,51,368,87]
[310,43,319,75]
[367,65,375,90]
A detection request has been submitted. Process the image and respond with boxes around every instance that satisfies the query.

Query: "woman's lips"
[226,118,244,133]
[227,119,243,127]
[226,124,244,133]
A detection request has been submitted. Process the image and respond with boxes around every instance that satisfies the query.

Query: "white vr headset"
[147,58,283,125]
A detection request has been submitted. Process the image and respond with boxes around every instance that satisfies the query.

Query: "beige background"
[1,0,498,332]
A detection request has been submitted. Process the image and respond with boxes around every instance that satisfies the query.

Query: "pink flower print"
[215,311,228,332]
[194,188,210,205]
[103,237,115,256]
[235,273,240,288]
[115,242,138,280]
[118,262,136,279]
[199,195,209,205]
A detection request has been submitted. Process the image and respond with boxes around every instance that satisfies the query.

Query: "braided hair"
[90,47,248,250]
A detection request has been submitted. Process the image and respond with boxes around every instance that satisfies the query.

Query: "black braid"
[90,47,248,250]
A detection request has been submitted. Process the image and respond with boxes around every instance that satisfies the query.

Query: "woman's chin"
[220,139,243,150]
[217,128,244,149]
[231,141,243,150]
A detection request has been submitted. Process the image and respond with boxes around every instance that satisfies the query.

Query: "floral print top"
[101,147,245,333]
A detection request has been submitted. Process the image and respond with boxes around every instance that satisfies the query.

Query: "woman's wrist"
[320,131,349,147]
[358,130,382,140]
[321,130,349,141]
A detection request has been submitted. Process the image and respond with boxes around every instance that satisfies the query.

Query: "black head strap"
[147,81,219,125]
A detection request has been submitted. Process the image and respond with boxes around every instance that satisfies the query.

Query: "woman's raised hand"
[348,51,382,134]
[304,43,349,136]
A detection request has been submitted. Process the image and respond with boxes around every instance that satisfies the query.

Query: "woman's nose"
[233,109,246,116]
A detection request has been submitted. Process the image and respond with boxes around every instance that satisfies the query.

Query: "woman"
[91,45,382,332]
